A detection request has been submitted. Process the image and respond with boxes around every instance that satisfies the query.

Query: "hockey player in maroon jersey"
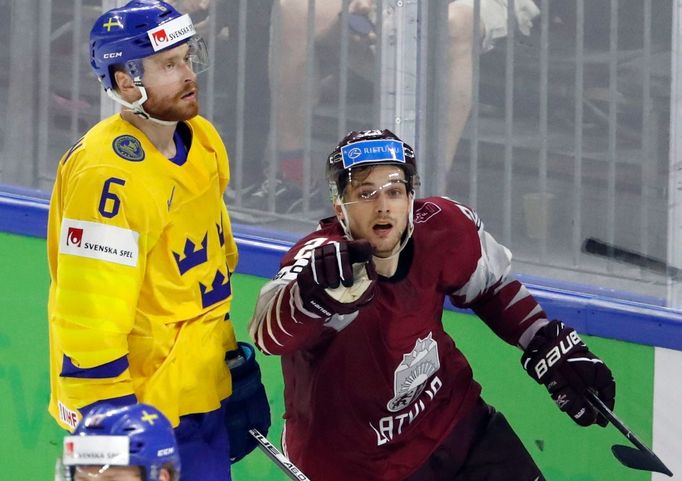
[249,129,616,481]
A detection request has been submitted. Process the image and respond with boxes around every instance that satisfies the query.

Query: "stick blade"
[612,445,673,477]
[581,237,681,278]
[582,237,606,256]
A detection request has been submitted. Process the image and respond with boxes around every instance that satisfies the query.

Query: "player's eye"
[386,188,404,198]
[358,190,377,201]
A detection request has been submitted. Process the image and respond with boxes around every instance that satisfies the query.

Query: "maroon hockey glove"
[296,239,377,318]
[521,320,616,427]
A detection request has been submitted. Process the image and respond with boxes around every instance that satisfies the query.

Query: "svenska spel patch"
[62,435,130,466]
[59,218,139,267]
[147,14,196,52]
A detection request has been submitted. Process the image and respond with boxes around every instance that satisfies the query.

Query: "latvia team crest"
[386,333,440,412]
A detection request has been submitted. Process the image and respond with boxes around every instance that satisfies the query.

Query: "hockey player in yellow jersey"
[47,2,270,480]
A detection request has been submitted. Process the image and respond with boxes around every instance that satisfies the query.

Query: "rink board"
[0,231,660,481]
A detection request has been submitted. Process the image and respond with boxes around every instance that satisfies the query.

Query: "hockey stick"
[249,429,311,481]
[581,237,681,279]
[585,390,673,477]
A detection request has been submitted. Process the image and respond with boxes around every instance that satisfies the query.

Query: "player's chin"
[173,105,200,122]
[149,104,199,122]
[183,107,199,120]
[369,235,400,256]
[180,100,200,118]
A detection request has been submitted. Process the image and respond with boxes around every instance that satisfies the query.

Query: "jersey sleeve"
[443,199,548,347]
[49,158,163,412]
[209,118,239,353]
[221,204,239,353]
[248,234,343,355]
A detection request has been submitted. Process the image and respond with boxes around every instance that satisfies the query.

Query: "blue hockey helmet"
[90,0,207,90]
[60,403,180,481]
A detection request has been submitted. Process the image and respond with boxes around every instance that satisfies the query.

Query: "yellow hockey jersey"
[47,114,238,430]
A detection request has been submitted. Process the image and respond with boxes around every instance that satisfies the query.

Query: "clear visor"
[56,460,143,481]
[340,172,409,206]
[124,36,210,87]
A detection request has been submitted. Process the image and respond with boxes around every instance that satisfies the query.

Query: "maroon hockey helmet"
[326,129,419,201]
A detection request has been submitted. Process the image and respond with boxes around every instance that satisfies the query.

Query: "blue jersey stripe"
[60,354,129,379]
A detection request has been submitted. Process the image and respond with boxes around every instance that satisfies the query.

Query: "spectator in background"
[168,0,230,40]
[259,0,539,212]
[170,0,274,204]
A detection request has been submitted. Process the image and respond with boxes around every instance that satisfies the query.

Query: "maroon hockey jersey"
[249,196,547,481]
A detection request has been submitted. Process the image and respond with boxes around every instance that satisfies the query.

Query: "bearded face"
[139,43,200,121]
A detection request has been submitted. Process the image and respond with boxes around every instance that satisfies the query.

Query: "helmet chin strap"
[106,80,177,126]
[336,199,354,241]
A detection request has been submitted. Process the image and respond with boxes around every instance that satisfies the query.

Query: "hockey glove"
[521,320,616,427]
[225,342,271,462]
[296,239,377,318]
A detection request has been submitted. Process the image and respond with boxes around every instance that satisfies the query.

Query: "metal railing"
[0,0,678,307]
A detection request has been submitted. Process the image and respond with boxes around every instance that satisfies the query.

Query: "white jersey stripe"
[274,288,293,337]
[265,306,285,348]
[518,304,545,324]
[504,283,529,310]
[450,230,512,304]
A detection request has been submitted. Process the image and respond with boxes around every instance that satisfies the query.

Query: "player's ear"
[158,467,171,481]
[114,70,138,98]
[334,198,344,221]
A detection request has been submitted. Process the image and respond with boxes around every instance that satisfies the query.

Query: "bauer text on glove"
[521,320,616,427]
